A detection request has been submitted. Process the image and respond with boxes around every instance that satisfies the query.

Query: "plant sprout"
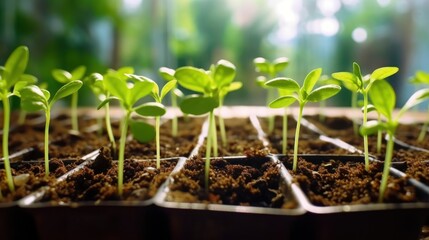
[174,59,238,190]
[254,57,289,134]
[52,66,86,133]
[360,80,429,202]
[332,62,398,171]
[128,74,177,168]
[366,104,383,155]
[97,72,155,196]
[266,68,341,171]
[159,67,184,137]
[20,81,83,177]
[0,46,32,193]
[410,70,429,142]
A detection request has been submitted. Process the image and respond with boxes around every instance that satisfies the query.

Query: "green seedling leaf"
[307,84,341,102]
[175,67,210,93]
[353,62,363,81]
[302,68,322,95]
[19,85,48,112]
[129,119,156,143]
[50,80,83,105]
[365,104,377,113]
[52,69,72,83]
[71,66,86,80]
[265,77,300,91]
[214,59,236,87]
[135,102,166,117]
[253,57,270,73]
[173,88,184,98]
[160,80,177,101]
[256,76,267,88]
[399,88,429,118]
[360,120,386,136]
[273,57,289,73]
[179,95,218,115]
[97,96,120,110]
[129,80,155,107]
[4,46,29,88]
[103,74,129,105]
[331,72,357,87]
[368,80,395,120]
[370,67,399,82]
[226,81,242,92]
[159,67,175,81]
[269,95,298,108]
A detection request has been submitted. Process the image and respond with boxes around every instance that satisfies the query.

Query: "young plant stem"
[376,114,382,155]
[71,92,79,132]
[282,108,288,154]
[18,110,27,125]
[352,91,358,135]
[155,116,161,169]
[417,105,429,142]
[378,131,394,202]
[363,92,370,171]
[210,111,218,158]
[44,109,51,177]
[1,96,15,192]
[319,100,326,122]
[218,99,227,147]
[267,88,275,134]
[104,102,116,152]
[171,91,178,137]
[118,111,131,196]
[292,104,304,172]
[205,111,214,192]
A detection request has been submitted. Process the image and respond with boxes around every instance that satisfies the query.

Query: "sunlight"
[352,27,367,43]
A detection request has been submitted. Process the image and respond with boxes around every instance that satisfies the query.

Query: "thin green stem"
[2,96,15,192]
[282,108,288,154]
[18,110,27,125]
[363,92,369,171]
[352,91,358,135]
[71,92,78,132]
[171,90,178,137]
[96,115,103,136]
[267,88,275,134]
[218,99,227,148]
[105,102,116,152]
[44,109,51,177]
[118,111,131,196]
[155,116,161,169]
[211,111,218,158]
[319,101,326,122]
[205,111,214,192]
[417,105,429,142]
[379,131,394,202]
[376,114,382,155]
[292,104,304,172]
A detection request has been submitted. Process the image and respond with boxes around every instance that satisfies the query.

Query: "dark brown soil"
[282,156,420,206]
[40,146,179,202]
[395,123,429,150]
[166,155,297,209]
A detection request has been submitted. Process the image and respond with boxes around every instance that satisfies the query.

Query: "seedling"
[254,57,289,134]
[366,104,383,154]
[174,59,238,190]
[128,74,177,168]
[52,66,86,132]
[0,46,32,193]
[360,80,429,202]
[266,68,341,171]
[332,62,398,171]
[159,67,184,137]
[20,81,83,177]
[410,70,429,142]
[97,72,155,196]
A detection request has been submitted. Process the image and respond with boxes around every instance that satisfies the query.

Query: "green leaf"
[370,67,399,81]
[368,80,395,120]
[307,84,341,102]
[52,69,72,83]
[214,59,236,88]
[179,95,218,115]
[175,67,211,93]
[332,72,358,89]
[398,88,429,118]
[160,79,177,101]
[273,57,289,73]
[256,76,267,88]
[173,88,184,98]
[365,104,377,113]
[19,85,48,112]
[268,95,298,108]
[104,74,129,104]
[353,62,362,80]
[128,80,155,107]
[342,80,359,92]
[97,96,119,110]
[302,68,322,94]
[129,119,155,143]
[360,120,386,136]
[12,81,29,97]
[134,102,166,117]
[265,77,300,92]
[411,71,429,84]
[253,57,270,74]
[50,80,83,105]
[226,81,242,92]
[71,66,86,80]
[4,46,29,89]
[159,67,175,81]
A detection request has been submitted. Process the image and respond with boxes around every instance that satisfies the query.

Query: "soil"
[40,146,179,202]
[282,156,420,206]
[395,123,429,150]
[166,154,296,209]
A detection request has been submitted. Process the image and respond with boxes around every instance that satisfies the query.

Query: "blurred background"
[1,0,428,108]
